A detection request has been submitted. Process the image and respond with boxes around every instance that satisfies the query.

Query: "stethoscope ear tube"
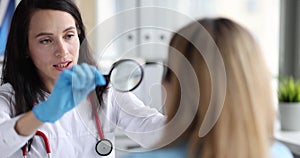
[21,130,51,158]
[35,131,51,154]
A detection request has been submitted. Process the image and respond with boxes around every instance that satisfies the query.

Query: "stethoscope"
[89,94,113,156]
[21,59,144,157]
[21,130,50,158]
[21,97,113,157]
[21,101,113,157]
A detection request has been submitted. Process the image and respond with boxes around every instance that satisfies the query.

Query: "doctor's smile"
[53,61,73,71]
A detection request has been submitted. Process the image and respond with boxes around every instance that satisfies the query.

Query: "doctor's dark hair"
[1,0,107,116]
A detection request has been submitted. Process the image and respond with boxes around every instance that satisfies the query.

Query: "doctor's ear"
[76,27,81,35]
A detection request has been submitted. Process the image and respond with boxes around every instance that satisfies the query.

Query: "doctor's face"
[28,10,80,91]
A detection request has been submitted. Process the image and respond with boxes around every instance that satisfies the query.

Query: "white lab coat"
[0,83,166,158]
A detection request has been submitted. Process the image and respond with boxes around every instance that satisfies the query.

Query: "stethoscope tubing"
[22,130,51,158]
[89,94,113,156]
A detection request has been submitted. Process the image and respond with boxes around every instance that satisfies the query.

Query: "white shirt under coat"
[0,83,166,158]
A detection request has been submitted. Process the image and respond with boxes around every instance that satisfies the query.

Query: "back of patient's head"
[162,17,275,158]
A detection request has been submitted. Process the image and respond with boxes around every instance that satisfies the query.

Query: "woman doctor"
[0,0,165,157]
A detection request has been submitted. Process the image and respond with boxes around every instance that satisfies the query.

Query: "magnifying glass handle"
[97,75,109,86]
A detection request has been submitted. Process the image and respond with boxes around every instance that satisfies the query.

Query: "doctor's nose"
[54,40,69,57]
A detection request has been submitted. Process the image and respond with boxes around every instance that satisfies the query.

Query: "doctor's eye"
[65,33,75,40]
[39,39,52,44]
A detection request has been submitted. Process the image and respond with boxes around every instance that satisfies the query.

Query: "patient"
[124,17,293,158]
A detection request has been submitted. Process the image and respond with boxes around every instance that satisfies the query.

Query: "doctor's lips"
[53,61,72,71]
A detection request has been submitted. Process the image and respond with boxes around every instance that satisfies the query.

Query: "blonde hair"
[163,17,275,158]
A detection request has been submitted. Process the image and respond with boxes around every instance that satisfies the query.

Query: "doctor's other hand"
[32,63,106,123]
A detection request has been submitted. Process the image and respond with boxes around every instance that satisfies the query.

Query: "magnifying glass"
[105,59,144,92]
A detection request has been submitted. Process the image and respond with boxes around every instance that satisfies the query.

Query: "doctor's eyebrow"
[34,26,77,38]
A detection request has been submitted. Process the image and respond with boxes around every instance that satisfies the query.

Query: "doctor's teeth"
[57,63,68,68]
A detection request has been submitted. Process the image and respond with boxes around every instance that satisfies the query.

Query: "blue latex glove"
[32,63,106,123]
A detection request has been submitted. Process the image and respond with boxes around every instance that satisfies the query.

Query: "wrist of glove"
[32,63,106,123]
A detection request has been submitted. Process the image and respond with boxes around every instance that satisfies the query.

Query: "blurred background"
[1,0,300,157]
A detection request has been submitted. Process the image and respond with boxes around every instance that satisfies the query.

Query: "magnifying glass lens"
[110,60,143,92]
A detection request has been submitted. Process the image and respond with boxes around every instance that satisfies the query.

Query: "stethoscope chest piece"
[95,139,113,156]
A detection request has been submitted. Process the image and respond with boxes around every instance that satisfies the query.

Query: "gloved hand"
[32,63,106,123]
